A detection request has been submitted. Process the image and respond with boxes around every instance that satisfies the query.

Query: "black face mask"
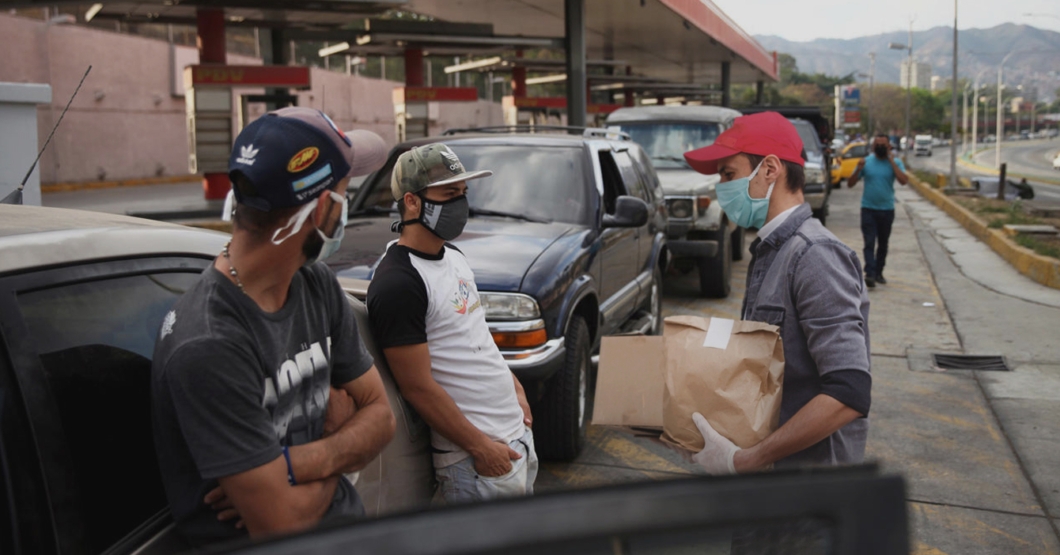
[874,145,889,158]
[392,193,469,241]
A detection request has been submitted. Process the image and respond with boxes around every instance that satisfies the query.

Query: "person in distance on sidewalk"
[847,134,909,287]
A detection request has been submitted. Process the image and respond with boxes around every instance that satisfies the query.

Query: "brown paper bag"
[661,315,784,451]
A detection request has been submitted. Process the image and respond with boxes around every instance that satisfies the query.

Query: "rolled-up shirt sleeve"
[791,241,872,411]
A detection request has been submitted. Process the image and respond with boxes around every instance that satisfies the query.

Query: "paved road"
[908,140,1060,203]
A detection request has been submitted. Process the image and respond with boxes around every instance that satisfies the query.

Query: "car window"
[791,121,822,155]
[597,151,626,215]
[17,271,201,555]
[613,151,649,202]
[846,144,868,158]
[611,122,720,169]
[358,145,590,225]
[630,147,663,201]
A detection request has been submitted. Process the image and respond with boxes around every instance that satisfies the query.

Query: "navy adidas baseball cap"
[228,107,386,211]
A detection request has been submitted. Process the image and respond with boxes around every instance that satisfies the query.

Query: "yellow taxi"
[830,141,869,185]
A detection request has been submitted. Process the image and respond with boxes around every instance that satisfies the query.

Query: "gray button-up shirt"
[742,203,871,467]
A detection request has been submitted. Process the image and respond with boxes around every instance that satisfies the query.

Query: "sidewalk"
[851,183,1060,554]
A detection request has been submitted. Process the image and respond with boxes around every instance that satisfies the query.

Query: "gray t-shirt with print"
[151,263,374,546]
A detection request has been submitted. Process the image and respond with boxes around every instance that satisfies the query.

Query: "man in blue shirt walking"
[848,134,909,287]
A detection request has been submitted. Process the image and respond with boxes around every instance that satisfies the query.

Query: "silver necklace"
[221,241,248,295]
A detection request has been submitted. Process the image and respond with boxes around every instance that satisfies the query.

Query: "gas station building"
[1,0,777,202]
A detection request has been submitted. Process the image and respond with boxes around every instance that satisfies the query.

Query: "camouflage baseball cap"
[391,143,493,201]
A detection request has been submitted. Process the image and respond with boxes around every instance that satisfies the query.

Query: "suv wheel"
[533,316,591,461]
[698,225,732,298]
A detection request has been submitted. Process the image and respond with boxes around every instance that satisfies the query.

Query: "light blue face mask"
[715,160,776,229]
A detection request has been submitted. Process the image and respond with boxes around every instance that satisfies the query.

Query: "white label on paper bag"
[702,317,734,350]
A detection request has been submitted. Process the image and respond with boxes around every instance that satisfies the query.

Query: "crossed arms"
[210,369,395,539]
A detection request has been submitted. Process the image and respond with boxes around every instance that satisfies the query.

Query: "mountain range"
[754,24,1060,102]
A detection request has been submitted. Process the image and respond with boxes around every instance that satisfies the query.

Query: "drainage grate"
[933,354,1011,372]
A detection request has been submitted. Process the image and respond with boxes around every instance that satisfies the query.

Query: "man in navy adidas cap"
[151,107,395,545]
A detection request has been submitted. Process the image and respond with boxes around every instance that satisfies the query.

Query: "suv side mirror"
[603,196,649,228]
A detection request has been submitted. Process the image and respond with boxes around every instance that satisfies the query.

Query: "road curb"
[41,174,203,194]
[907,174,1060,290]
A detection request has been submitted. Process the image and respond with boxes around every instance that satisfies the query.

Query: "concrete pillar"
[196,8,226,64]
[565,0,587,127]
[755,80,764,105]
[196,8,229,200]
[266,28,289,111]
[404,48,424,87]
[512,50,527,98]
[0,83,51,205]
[721,61,731,107]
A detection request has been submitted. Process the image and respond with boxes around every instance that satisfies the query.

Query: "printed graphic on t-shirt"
[261,339,333,444]
[451,278,481,315]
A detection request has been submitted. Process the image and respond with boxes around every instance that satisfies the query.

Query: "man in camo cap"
[367,143,537,504]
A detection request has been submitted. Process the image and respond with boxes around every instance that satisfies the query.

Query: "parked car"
[0,204,433,555]
[331,127,668,461]
[605,105,743,298]
[789,118,832,225]
[831,141,869,186]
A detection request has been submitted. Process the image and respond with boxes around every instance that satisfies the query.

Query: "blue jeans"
[860,208,895,278]
[434,427,538,504]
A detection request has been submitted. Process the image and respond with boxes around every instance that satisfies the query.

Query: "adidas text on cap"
[229,107,387,212]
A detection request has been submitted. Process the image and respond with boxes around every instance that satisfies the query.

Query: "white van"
[914,135,933,156]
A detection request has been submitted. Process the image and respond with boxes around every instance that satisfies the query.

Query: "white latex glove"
[691,412,739,475]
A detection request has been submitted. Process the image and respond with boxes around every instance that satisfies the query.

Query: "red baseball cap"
[684,111,806,175]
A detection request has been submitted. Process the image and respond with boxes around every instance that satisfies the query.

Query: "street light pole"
[888,18,914,152]
[970,68,988,156]
[995,51,1015,169]
[949,0,958,187]
[962,83,969,154]
[906,21,913,151]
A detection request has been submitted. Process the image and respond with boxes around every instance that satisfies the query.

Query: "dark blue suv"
[329,128,668,460]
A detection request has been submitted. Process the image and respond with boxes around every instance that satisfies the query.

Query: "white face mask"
[270,190,348,264]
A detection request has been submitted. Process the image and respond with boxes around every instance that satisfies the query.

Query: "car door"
[612,149,660,312]
[0,256,211,555]
[596,148,640,331]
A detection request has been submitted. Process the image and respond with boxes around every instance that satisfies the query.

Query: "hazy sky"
[713,0,1060,42]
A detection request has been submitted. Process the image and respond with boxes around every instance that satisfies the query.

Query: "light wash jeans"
[434,426,538,504]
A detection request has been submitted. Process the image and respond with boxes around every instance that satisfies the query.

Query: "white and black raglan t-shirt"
[367,243,524,467]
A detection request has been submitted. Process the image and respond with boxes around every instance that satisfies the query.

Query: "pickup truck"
[606,106,744,298]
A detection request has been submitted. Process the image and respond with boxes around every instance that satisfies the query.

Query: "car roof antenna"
[2,65,92,205]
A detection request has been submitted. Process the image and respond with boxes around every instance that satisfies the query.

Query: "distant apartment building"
[899,60,932,89]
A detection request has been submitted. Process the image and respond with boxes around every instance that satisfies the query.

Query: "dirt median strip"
[41,174,203,193]
[908,174,1060,290]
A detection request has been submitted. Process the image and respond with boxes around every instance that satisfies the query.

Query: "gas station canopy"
[398,0,776,85]
[29,0,777,86]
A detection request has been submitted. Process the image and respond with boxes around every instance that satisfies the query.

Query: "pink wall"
[0,13,504,185]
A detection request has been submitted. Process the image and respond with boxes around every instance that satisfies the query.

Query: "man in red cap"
[682,111,871,473]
